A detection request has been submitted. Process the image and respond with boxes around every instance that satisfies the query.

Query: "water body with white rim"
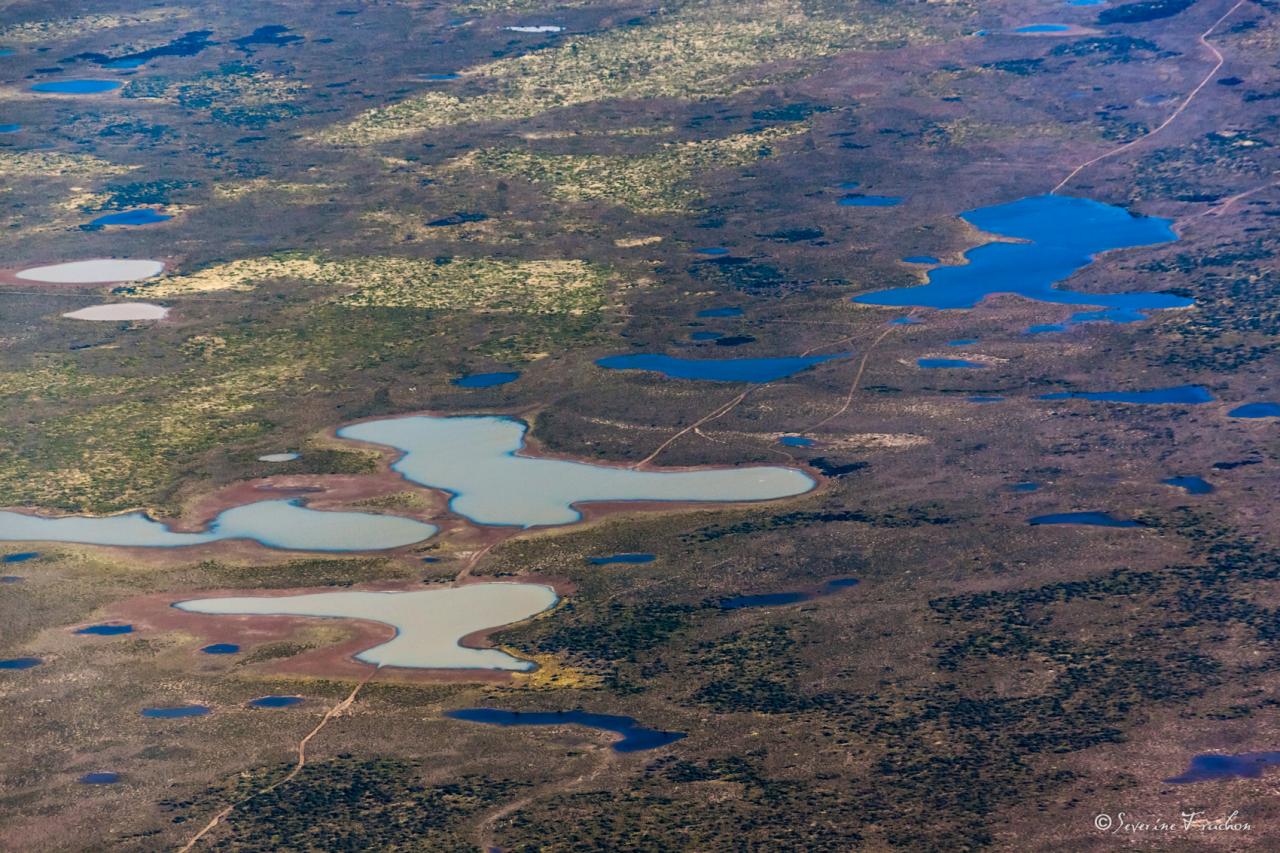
[338,414,815,527]
[16,259,164,283]
[175,583,558,670]
[0,499,436,551]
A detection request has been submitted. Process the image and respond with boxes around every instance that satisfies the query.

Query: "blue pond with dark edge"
[445,708,685,752]
[719,577,860,610]
[83,209,171,229]
[919,358,984,369]
[79,772,119,785]
[1164,476,1213,495]
[1229,402,1280,418]
[695,247,729,255]
[141,705,210,718]
[76,624,133,636]
[1165,752,1280,783]
[597,352,846,383]
[0,124,19,133]
[1015,23,1072,32]
[903,256,939,264]
[421,73,460,80]
[948,339,978,346]
[779,435,815,447]
[1011,482,1040,492]
[0,657,40,669]
[1029,512,1143,528]
[3,552,38,562]
[696,306,742,318]
[839,194,902,207]
[32,79,122,94]
[249,695,304,709]
[1039,385,1214,405]
[200,643,240,655]
[452,371,519,388]
[853,195,1185,325]
[587,553,655,565]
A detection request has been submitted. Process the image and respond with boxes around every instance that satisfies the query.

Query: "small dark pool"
[76,624,133,636]
[967,395,1004,403]
[0,657,41,670]
[141,705,211,718]
[1029,512,1143,528]
[445,708,685,752]
[3,552,37,562]
[249,695,304,709]
[0,576,21,583]
[79,772,120,785]
[1165,752,1280,783]
[452,371,519,388]
[695,247,729,256]
[719,577,859,610]
[690,331,722,341]
[947,339,977,347]
[696,306,743,318]
[1163,476,1213,495]
[200,643,240,655]
[839,194,902,207]
[587,553,655,565]
[1010,482,1040,492]
[779,435,814,447]
[83,209,171,229]
[918,358,984,369]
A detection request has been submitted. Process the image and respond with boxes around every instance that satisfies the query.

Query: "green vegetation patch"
[462,125,807,213]
[323,0,941,143]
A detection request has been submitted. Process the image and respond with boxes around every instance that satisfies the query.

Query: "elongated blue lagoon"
[445,708,685,752]
[1029,511,1143,527]
[32,79,121,94]
[1229,402,1280,418]
[854,195,1185,325]
[176,583,558,671]
[0,499,437,551]
[338,415,815,527]
[1166,752,1280,783]
[597,353,846,383]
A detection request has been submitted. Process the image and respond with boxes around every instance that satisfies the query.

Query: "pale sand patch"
[18,259,164,283]
[61,303,169,321]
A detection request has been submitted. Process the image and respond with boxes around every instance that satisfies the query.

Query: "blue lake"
[696,306,743,318]
[84,209,172,229]
[918,358,984,369]
[891,317,923,326]
[839,194,902,207]
[142,705,210,718]
[1039,385,1214,405]
[339,415,814,527]
[839,181,860,190]
[853,195,1185,325]
[1165,752,1280,783]
[1016,24,1072,32]
[0,657,41,670]
[587,553,655,565]
[1164,476,1213,495]
[249,695,303,709]
[3,552,38,562]
[0,124,19,133]
[719,577,859,610]
[32,79,121,94]
[452,371,519,388]
[200,643,239,655]
[779,435,815,447]
[948,339,978,346]
[1229,402,1280,418]
[903,256,939,264]
[79,772,120,784]
[76,624,133,636]
[1029,512,1143,527]
[76,30,215,67]
[597,353,847,382]
[0,498,438,552]
[695,247,729,256]
[445,708,685,753]
[421,72,460,81]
